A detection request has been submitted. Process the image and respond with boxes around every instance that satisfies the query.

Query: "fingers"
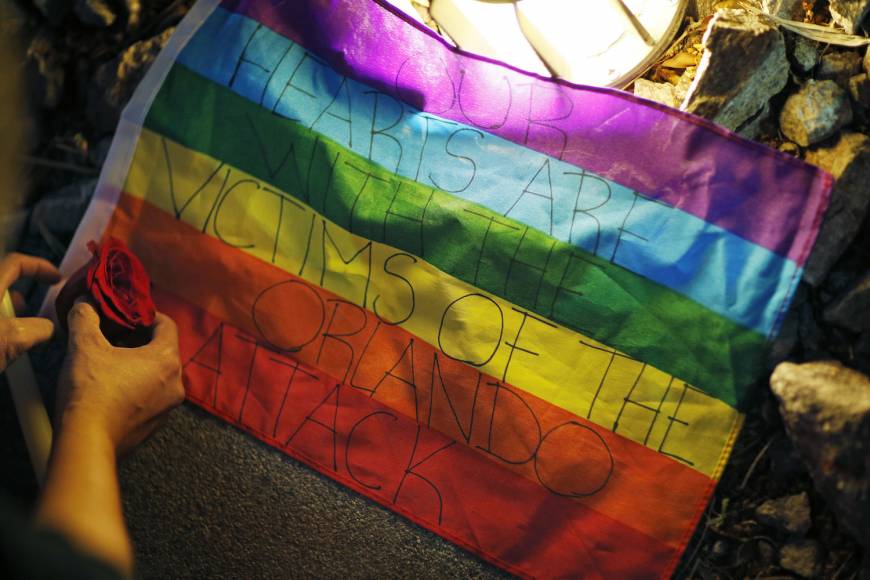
[143,312,179,353]
[0,317,55,355]
[67,302,109,350]
[0,253,61,294]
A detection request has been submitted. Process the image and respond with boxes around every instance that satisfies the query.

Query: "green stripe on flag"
[144,63,768,408]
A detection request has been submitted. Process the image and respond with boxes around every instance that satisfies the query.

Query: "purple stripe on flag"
[221,0,830,265]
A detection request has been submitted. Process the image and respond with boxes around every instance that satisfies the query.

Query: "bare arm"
[35,302,184,576]
[37,409,132,575]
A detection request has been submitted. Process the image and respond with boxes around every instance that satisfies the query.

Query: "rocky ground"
[0,0,867,578]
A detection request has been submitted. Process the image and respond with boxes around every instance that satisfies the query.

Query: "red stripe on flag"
[105,191,717,572]
[158,287,679,578]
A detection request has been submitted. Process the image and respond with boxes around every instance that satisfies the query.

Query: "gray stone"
[711,539,730,557]
[829,0,870,34]
[737,100,770,140]
[681,9,789,131]
[792,35,820,74]
[779,81,852,147]
[803,133,870,284]
[778,140,801,156]
[25,33,64,110]
[757,540,776,564]
[824,271,870,333]
[87,27,174,132]
[763,0,804,19]
[779,539,822,578]
[687,0,719,18]
[849,73,870,106]
[798,296,825,356]
[771,283,825,360]
[633,78,678,108]
[755,492,812,535]
[817,51,863,90]
[673,66,697,105]
[74,0,116,27]
[770,292,801,363]
[770,361,870,547]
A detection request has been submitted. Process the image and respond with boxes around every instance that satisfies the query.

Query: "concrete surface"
[2,372,505,579]
[118,404,506,579]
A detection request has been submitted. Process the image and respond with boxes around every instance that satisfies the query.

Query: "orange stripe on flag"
[158,287,682,578]
[107,191,719,553]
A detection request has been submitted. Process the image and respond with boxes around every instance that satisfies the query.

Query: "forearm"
[35,412,133,577]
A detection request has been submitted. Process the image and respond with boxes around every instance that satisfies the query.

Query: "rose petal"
[78,237,156,338]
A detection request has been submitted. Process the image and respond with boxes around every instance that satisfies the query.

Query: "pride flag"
[57,1,831,576]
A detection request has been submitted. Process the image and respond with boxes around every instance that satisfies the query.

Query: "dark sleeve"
[0,493,124,580]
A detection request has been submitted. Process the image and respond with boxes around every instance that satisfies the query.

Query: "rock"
[711,539,730,558]
[848,73,870,106]
[819,266,859,302]
[798,297,824,356]
[779,140,801,156]
[770,361,870,547]
[803,133,870,284]
[633,79,678,108]
[776,280,823,358]
[770,294,800,363]
[763,0,804,19]
[828,0,870,34]
[33,0,71,25]
[26,32,65,109]
[769,436,809,481]
[689,0,746,19]
[816,51,863,90]
[737,100,770,140]
[757,540,776,564]
[824,271,870,333]
[87,27,174,132]
[791,35,820,74]
[688,0,719,18]
[74,0,117,27]
[755,492,812,535]
[673,66,696,105]
[779,539,822,578]
[682,9,789,131]
[779,81,852,147]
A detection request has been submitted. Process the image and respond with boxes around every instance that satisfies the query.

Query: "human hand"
[55,301,185,456]
[0,252,61,372]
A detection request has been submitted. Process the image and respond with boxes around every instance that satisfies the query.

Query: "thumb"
[0,317,54,368]
[142,312,179,352]
[67,302,109,349]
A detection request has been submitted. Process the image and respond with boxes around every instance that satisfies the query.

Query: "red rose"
[55,237,156,346]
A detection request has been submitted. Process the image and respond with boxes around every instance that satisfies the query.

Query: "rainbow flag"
[58,1,831,576]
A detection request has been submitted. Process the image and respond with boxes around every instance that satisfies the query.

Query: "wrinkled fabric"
[55,0,832,577]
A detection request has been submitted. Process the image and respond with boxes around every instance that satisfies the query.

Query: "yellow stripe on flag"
[125,127,742,477]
